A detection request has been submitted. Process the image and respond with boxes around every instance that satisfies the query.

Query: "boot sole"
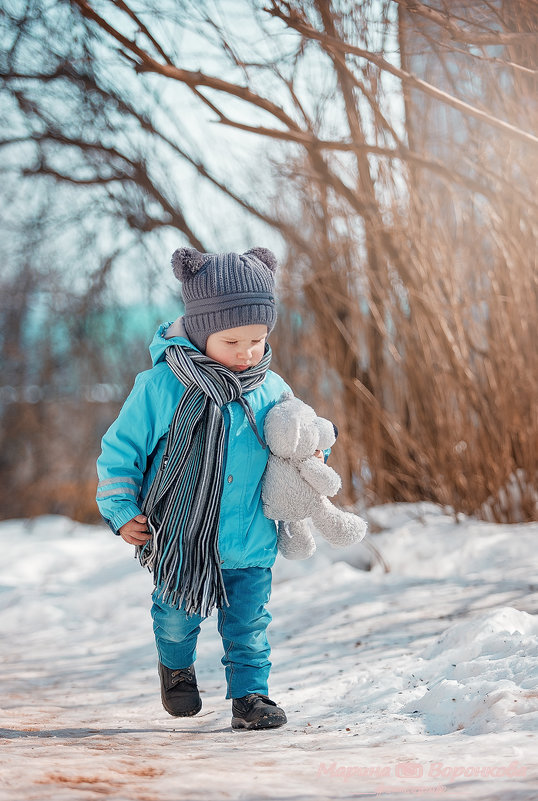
[231,711,287,730]
[161,695,202,717]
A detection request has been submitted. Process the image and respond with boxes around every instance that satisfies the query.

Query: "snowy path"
[1,505,537,800]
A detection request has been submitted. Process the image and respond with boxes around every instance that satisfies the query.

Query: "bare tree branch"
[110,0,174,65]
[267,1,538,149]
[394,0,538,46]
[71,0,304,134]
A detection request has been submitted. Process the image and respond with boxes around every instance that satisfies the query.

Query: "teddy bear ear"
[171,247,207,280]
[264,396,302,457]
[244,247,278,273]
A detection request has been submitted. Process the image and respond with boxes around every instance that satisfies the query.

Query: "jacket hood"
[149,317,199,366]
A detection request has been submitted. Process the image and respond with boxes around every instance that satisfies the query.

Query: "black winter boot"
[158,662,202,717]
[231,693,287,730]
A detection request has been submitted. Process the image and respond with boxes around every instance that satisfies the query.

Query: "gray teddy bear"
[262,395,368,559]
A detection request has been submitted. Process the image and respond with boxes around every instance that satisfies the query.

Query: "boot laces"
[243,693,276,707]
[170,667,195,685]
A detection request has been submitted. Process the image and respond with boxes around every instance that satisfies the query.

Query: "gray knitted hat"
[171,247,278,351]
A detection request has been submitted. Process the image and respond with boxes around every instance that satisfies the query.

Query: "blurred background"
[1,0,536,525]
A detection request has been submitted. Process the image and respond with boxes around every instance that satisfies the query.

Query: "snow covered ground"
[1,503,537,800]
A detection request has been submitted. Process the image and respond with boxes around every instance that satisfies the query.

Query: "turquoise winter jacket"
[96,321,292,570]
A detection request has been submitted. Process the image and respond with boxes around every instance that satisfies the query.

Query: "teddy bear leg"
[277,520,317,560]
[311,497,368,547]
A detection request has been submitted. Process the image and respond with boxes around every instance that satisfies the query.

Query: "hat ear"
[171,248,207,280]
[244,247,278,273]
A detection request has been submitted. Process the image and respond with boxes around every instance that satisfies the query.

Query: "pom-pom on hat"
[171,247,278,351]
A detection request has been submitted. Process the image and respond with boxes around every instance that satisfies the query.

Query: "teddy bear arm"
[297,457,341,497]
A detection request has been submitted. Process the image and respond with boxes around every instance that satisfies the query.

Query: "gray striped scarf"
[137,343,271,617]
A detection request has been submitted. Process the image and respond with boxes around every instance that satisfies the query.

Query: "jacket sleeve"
[96,371,166,534]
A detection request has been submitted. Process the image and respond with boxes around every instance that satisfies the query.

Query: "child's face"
[205,324,268,371]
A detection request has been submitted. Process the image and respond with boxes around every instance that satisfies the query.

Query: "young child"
[96,247,291,730]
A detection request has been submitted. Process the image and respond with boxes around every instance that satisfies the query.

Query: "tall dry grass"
[273,180,537,522]
[265,0,538,524]
[271,35,537,523]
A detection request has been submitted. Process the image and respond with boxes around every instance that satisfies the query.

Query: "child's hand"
[119,514,152,546]
[314,450,324,462]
